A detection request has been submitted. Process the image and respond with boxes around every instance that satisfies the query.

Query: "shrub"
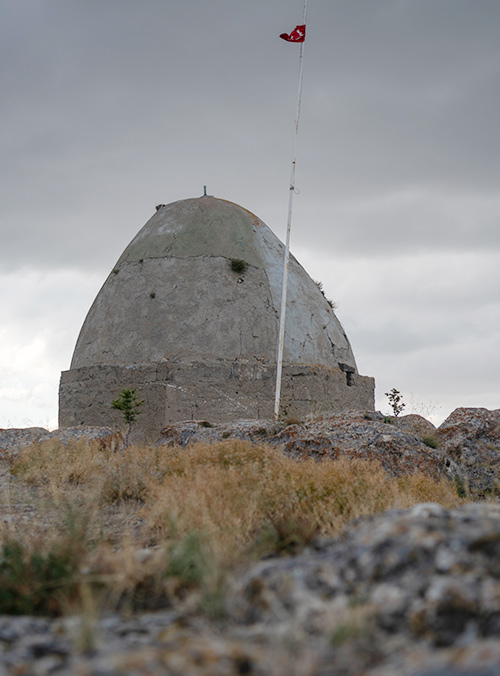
[455,475,467,498]
[252,517,318,558]
[314,280,337,309]
[385,388,406,417]
[143,441,459,560]
[0,539,78,615]
[166,531,209,590]
[230,259,248,274]
[421,435,440,449]
[0,508,89,617]
[111,388,144,446]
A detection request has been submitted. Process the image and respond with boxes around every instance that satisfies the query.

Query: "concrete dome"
[60,196,374,437]
[71,196,356,370]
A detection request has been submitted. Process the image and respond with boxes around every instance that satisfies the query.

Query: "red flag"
[279,24,306,43]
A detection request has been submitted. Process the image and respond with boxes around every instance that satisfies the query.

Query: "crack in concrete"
[261,265,280,321]
[165,382,188,393]
[211,387,253,414]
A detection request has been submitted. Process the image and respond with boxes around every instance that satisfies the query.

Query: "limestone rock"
[0,428,48,454]
[157,407,500,496]
[40,426,124,451]
[0,426,122,457]
[158,411,447,480]
[437,408,500,498]
[159,419,282,447]
[229,503,500,669]
[392,413,438,439]
[270,410,446,479]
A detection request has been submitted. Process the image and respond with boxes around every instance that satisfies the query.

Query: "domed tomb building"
[59,196,374,439]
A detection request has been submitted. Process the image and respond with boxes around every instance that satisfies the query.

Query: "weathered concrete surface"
[70,197,356,368]
[60,362,374,442]
[59,196,374,435]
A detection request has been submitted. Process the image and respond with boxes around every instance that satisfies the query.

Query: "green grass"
[421,435,440,449]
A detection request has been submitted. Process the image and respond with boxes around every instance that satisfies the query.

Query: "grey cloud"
[303,1,500,198]
[4,0,500,269]
[289,190,500,257]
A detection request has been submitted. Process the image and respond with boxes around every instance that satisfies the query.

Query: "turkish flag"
[279,24,306,43]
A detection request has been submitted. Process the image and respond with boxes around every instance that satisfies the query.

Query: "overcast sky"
[2,0,499,428]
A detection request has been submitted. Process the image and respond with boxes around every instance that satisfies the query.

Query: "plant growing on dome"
[230,259,248,274]
[314,280,337,310]
[111,388,144,447]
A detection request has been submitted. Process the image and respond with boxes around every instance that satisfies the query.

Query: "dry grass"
[1,438,459,617]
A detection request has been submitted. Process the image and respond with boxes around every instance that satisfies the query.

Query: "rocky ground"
[0,503,499,675]
[159,407,500,497]
[1,407,500,675]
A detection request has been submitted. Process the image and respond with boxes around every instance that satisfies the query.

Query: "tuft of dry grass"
[3,438,459,617]
[141,441,458,558]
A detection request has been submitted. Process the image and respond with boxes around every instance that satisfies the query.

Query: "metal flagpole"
[274,0,308,421]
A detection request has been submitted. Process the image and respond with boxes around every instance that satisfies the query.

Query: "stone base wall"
[59,361,375,442]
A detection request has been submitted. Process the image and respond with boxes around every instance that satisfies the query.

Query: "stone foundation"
[59,360,375,442]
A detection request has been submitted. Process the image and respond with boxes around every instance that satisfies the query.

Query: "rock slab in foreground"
[229,502,500,675]
[1,505,500,674]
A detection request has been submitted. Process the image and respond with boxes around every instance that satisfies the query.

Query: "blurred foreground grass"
[0,439,459,617]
